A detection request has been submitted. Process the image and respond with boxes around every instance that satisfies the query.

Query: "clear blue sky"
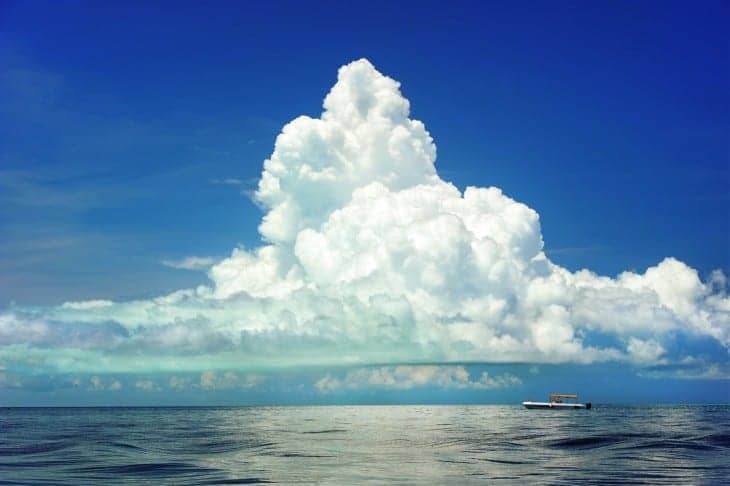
[0,1,728,405]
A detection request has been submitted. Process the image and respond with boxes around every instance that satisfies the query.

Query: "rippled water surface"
[1,405,728,484]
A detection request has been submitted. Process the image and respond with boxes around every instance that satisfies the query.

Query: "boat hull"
[522,401,591,410]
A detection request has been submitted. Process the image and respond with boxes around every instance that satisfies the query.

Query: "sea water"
[1,405,728,484]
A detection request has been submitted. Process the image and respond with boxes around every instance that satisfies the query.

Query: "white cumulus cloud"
[135,379,161,391]
[0,59,728,377]
[88,376,122,391]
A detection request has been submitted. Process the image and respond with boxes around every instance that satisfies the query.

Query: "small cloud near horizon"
[161,256,218,271]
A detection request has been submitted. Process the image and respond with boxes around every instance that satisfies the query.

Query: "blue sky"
[0,1,728,405]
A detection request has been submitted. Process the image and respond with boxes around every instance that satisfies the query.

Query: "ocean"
[1,405,728,485]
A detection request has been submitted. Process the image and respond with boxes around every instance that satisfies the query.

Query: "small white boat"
[523,393,591,410]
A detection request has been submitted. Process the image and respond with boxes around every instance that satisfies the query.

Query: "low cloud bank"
[315,366,522,393]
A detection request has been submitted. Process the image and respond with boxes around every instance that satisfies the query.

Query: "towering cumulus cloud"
[1,59,728,376]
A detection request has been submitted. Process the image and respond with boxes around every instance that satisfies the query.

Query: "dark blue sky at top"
[1,0,728,305]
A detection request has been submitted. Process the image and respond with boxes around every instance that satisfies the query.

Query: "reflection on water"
[1,405,728,484]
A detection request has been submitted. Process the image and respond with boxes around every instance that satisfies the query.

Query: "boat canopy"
[550,393,577,401]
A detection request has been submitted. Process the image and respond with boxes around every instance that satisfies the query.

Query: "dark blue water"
[1,405,728,485]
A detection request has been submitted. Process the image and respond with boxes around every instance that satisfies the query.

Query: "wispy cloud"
[161,256,218,271]
[544,246,607,256]
[209,177,259,200]
[638,360,730,380]
[0,170,101,210]
[209,177,247,186]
